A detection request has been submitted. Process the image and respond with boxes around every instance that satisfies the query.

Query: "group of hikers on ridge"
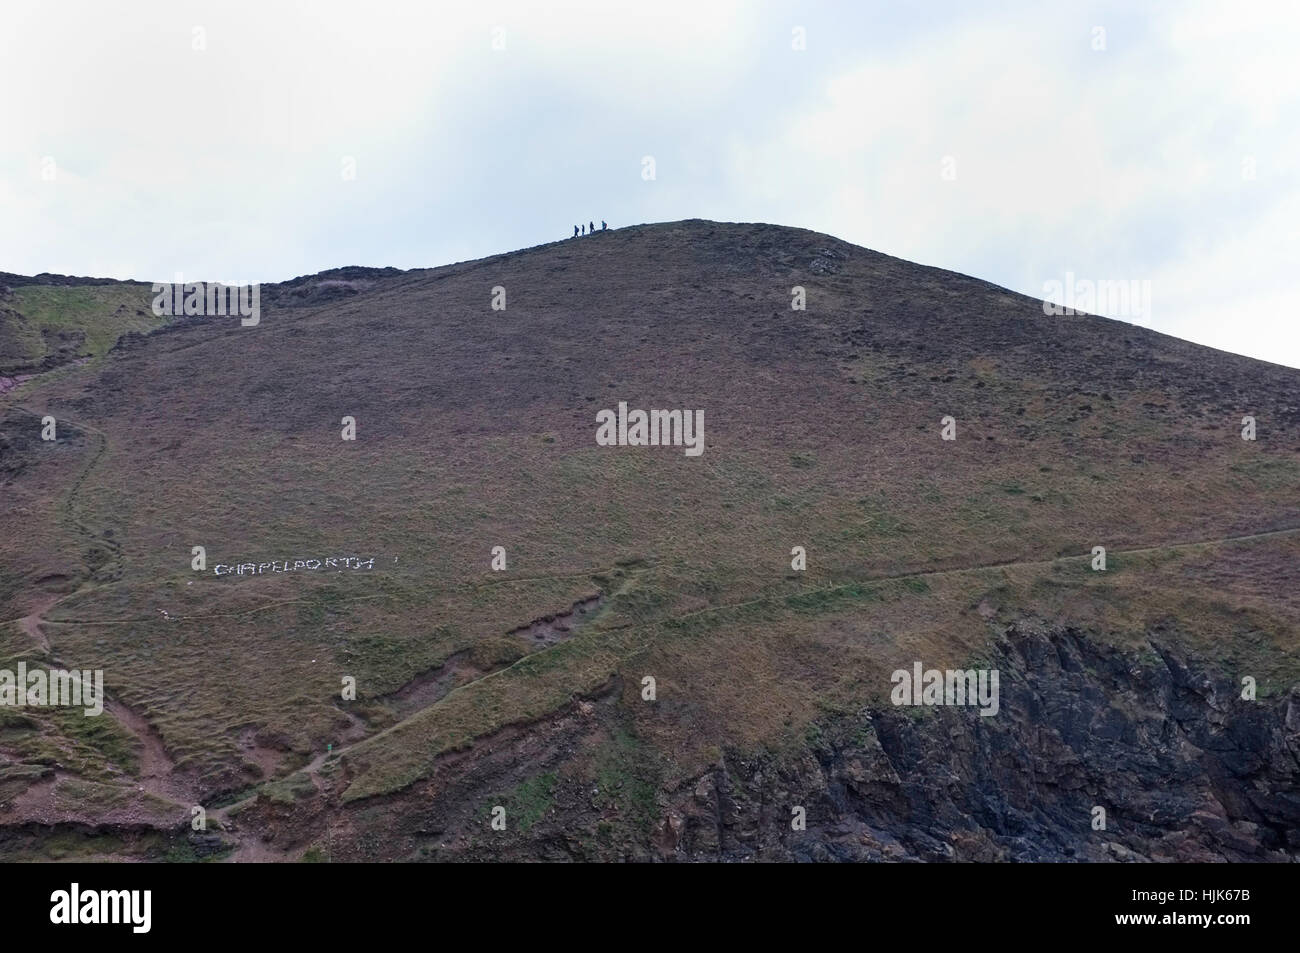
[574,220,607,237]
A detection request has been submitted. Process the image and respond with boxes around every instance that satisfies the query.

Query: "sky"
[2,0,1298,366]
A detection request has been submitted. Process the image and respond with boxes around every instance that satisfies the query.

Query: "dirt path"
[15,592,58,654]
[1,404,190,822]
[3,587,192,811]
[300,710,370,777]
[102,698,192,805]
[4,605,194,812]
[724,525,1300,624]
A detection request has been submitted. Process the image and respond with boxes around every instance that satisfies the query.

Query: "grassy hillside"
[1,220,1297,859]
[0,283,162,375]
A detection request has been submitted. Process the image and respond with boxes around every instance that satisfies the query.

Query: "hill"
[1,220,1297,861]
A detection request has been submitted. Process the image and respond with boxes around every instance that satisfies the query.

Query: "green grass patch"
[592,727,659,834]
[4,284,161,372]
[498,771,557,833]
[785,582,884,614]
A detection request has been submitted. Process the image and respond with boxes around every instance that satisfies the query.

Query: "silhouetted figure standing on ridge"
[601,220,607,231]
[589,221,595,234]
[574,225,579,237]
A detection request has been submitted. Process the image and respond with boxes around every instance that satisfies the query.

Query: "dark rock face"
[260,266,408,310]
[187,831,230,858]
[662,623,1299,862]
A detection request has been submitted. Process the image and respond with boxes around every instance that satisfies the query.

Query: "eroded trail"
[4,606,194,816]
[103,698,193,805]
[3,589,192,813]
[0,402,190,827]
[211,591,618,860]
[295,590,612,784]
[15,593,57,654]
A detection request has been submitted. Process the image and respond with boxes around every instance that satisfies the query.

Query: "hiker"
[581,224,586,235]
[601,220,607,231]
[574,225,579,238]
[589,221,595,234]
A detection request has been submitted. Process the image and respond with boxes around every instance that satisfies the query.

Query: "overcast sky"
[2,1,1297,366]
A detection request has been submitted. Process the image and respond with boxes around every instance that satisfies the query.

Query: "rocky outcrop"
[660,622,1299,861]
